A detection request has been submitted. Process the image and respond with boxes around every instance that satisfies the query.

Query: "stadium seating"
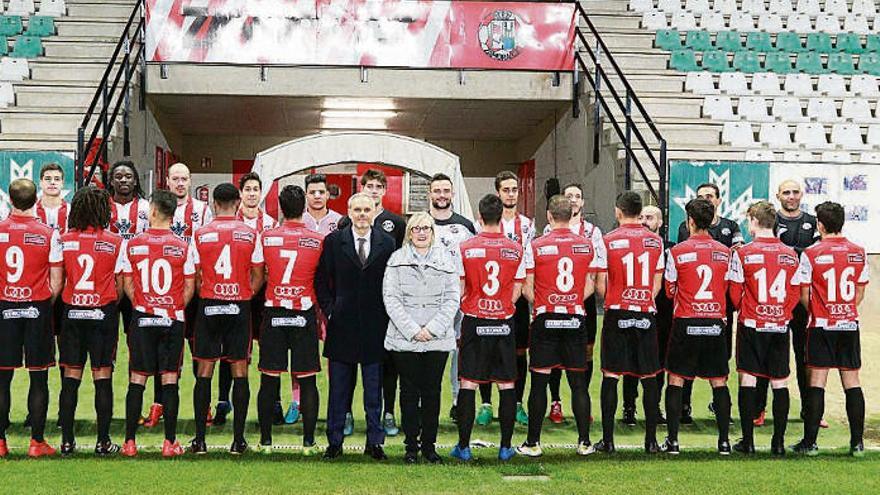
[11,35,42,58]
[25,16,55,37]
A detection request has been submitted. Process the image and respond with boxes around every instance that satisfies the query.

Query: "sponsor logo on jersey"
[144,294,175,305]
[138,316,173,327]
[163,245,184,258]
[205,303,241,316]
[546,318,581,329]
[548,293,578,304]
[691,302,721,313]
[382,219,395,232]
[477,299,503,312]
[755,305,784,317]
[3,286,31,300]
[274,286,305,298]
[299,237,321,249]
[827,321,858,331]
[744,254,764,265]
[622,288,652,301]
[712,251,729,263]
[68,308,105,320]
[71,293,102,306]
[500,248,520,260]
[475,324,511,336]
[23,233,46,246]
[62,241,80,251]
[685,324,722,336]
[2,306,39,319]
[815,254,834,265]
[828,303,855,316]
[755,325,787,333]
[643,237,661,249]
[212,284,241,298]
[264,236,283,247]
[131,245,149,256]
[536,245,558,256]
[848,253,865,264]
[572,244,592,254]
[272,316,307,327]
[618,318,651,329]
[233,231,255,243]
[609,239,630,250]
[199,232,219,243]
[676,252,697,264]
[778,254,797,266]
[465,248,486,259]
[94,241,116,254]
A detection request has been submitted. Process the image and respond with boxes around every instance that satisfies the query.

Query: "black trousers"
[391,351,448,454]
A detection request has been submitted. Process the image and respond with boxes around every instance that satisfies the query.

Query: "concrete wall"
[107,88,178,188]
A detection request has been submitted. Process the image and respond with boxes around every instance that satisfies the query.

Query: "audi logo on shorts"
[213,283,241,297]
[72,293,102,307]
[548,293,577,304]
[274,286,305,298]
[144,294,174,305]
[3,286,31,300]
[828,304,854,316]
[478,299,503,312]
[622,288,651,301]
[755,305,784,318]
[691,302,721,313]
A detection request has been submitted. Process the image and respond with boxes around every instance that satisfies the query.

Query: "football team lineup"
[0,161,875,470]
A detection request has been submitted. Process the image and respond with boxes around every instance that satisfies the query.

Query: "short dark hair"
[494,170,518,191]
[815,201,845,234]
[478,194,503,225]
[304,173,327,189]
[547,195,572,223]
[213,183,240,208]
[8,178,37,211]
[279,185,306,220]
[696,182,721,199]
[616,191,643,218]
[360,169,387,187]
[430,173,452,186]
[238,172,262,191]
[68,186,111,231]
[747,201,776,230]
[150,189,177,221]
[39,162,64,180]
[562,183,583,195]
[686,198,715,230]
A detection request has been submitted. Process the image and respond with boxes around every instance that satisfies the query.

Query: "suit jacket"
[315,225,396,364]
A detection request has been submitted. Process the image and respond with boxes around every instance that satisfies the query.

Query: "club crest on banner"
[478,10,522,61]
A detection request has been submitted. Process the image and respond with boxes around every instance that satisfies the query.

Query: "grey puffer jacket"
[382,244,460,353]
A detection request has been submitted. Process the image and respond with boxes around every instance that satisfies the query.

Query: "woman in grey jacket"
[383,212,460,464]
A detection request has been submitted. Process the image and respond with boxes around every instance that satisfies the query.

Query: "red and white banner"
[146,0,576,71]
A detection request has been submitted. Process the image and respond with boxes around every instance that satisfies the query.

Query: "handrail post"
[592,39,602,165]
[123,35,131,157]
[572,52,579,118]
[76,127,85,189]
[624,92,632,190]
[101,82,109,164]
[659,138,668,242]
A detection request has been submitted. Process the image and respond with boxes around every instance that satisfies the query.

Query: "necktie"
[357,237,367,266]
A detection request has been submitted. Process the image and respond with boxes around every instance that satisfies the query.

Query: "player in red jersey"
[792,202,869,457]
[450,195,525,462]
[120,190,197,458]
[728,201,800,456]
[189,183,264,455]
[0,178,63,458]
[35,162,69,233]
[57,186,126,457]
[594,192,665,454]
[516,194,600,458]
[662,198,733,455]
[256,185,325,455]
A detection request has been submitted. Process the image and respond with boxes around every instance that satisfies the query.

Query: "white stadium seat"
[858,151,880,162]
[821,150,853,162]
[787,13,814,33]
[742,0,768,14]
[658,0,683,11]
[817,74,847,97]
[824,0,850,16]
[739,96,774,121]
[687,72,718,94]
[722,121,757,146]
[0,57,29,81]
[851,74,880,96]
[631,0,655,12]
[758,13,785,32]
[844,14,870,35]
[730,12,757,31]
[752,72,784,95]
[685,0,711,13]
[815,14,841,33]
[831,123,870,149]
[795,123,832,148]
[807,97,841,121]
[713,0,738,14]
[796,0,821,16]
[643,12,668,29]
[0,83,13,108]
[700,12,727,30]
[704,96,736,119]
[671,11,698,29]
[744,149,777,160]
[720,72,750,94]
[769,0,794,14]
[852,0,878,17]
[6,0,35,16]
[866,123,880,145]
[38,0,65,16]
[760,122,796,147]
[783,150,816,161]
[785,73,814,96]
[773,97,808,121]
[841,98,876,122]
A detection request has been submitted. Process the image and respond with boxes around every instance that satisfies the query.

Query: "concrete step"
[56,21,127,38]
[66,3,136,19]
[13,85,97,108]
[0,111,121,136]
[44,40,118,59]
[0,134,78,151]
[30,62,122,82]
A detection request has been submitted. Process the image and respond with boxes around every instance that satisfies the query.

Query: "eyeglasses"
[410,226,433,233]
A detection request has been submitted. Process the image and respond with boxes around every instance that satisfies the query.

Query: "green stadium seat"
[764,52,794,73]
[835,33,864,54]
[685,30,712,51]
[796,52,827,74]
[24,16,55,37]
[733,51,761,73]
[0,36,6,56]
[827,52,857,74]
[670,49,700,71]
[775,32,805,53]
[656,29,683,51]
[866,35,880,53]
[0,16,23,37]
[858,52,880,75]
[715,31,744,52]
[702,50,733,72]
[746,32,773,53]
[11,35,42,58]
[806,33,833,54]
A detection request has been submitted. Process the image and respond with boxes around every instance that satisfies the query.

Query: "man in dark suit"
[317,192,396,460]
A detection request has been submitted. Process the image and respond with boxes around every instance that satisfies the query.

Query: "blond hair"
[404,211,435,246]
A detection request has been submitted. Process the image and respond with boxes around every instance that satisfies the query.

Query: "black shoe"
[771,438,786,457]
[404,451,418,464]
[679,405,694,425]
[94,441,120,456]
[449,405,458,424]
[621,407,637,427]
[791,439,818,456]
[230,439,248,455]
[644,439,660,454]
[657,411,667,425]
[733,439,755,455]
[213,401,231,426]
[718,439,732,456]
[851,441,865,457]
[273,402,285,426]
[323,444,343,460]
[660,437,680,455]
[60,441,76,456]
[364,444,388,461]
[593,439,616,454]
[189,438,208,455]
[422,449,443,464]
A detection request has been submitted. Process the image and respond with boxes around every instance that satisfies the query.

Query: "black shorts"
[529,313,588,371]
[665,318,729,380]
[805,324,861,370]
[59,303,119,370]
[736,324,791,379]
[584,294,598,345]
[458,315,517,383]
[184,295,199,340]
[250,286,266,340]
[258,307,320,376]
[514,296,531,351]
[0,299,54,370]
[127,311,185,376]
[193,299,252,362]
[601,309,661,378]
[656,307,672,368]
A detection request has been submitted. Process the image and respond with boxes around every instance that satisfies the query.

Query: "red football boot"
[121,440,138,457]
[162,439,185,458]
[143,403,164,428]
[28,439,57,458]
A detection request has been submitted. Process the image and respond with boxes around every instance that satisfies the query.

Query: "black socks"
[739,386,756,446]
[567,371,591,444]
[162,384,179,443]
[94,378,113,444]
[194,376,212,441]
[526,372,550,444]
[456,388,476,448]
[665,384,683,442]
[125,383,145,442]
[479,382,492,406]
[600,376,618,443]
[27,370,49,442]
[299,375,319,445]
[845,387,865,448]
[232,377,250,443]
[641,377,659,443]
[515,355,528,404]
[804,386,825,445]
[59,376,81,444]
[258,374,281,445]
[772,387,789,448]
[498,389,516,449]
[712,386,731,442]
[0,370,11,440]
[549,368,562,402]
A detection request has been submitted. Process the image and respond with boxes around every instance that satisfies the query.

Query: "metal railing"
[574,2,667,228]
[75,0,145,188]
